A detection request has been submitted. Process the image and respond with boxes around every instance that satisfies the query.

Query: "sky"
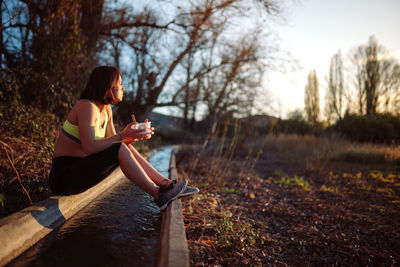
[264,0,400,118]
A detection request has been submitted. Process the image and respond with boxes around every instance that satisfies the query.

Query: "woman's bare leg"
[127,144,171,186]
[118,143,159,198]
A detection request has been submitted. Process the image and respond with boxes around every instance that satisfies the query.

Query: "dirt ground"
[177,147,400,266]
[1,133,399,266]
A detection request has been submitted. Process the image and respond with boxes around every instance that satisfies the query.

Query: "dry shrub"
[237,134,339,166]
[331,143,400,165]
[0,100,59,218]
[239,133,399,166]
[0,133,56,218]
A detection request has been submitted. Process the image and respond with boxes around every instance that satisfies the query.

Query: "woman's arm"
[77,102,147,154]
[105,105,117,137]
[104,106,147,145]
[77,101,122,154]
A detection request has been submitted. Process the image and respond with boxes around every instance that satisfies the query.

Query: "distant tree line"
[302,36,400,143]
[1,0,285,129]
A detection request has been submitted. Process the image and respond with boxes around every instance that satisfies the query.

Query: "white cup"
[132,122,151,134]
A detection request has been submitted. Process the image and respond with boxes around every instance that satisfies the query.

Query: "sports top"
[61,108,108,144]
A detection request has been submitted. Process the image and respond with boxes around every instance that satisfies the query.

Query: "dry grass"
[239,133,400,167]
[178,133,400,266]
[182,132,399,194]
[330,143,400,165]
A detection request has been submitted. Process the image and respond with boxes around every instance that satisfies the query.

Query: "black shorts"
[49,143,121,195]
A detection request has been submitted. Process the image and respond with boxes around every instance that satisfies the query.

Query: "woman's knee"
[118,142,136,160]
[127,144,139,156]
[118,142,129,155]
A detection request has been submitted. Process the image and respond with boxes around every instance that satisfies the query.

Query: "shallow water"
[8,147,175,267]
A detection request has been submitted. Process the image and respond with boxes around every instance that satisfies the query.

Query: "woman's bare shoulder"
[67,100,95,123]
[75,99,96,111]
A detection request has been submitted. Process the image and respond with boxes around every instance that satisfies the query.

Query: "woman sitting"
[49,66,198,211]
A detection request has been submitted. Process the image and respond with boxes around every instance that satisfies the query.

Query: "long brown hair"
[80,66,121,104]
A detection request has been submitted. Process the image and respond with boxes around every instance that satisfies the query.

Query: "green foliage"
[2,11,92,118]
[368,171,397,184]
[221,187,240,194]
[0,69,59,218]
[17,66,78,118]
[0,194,5,208]
[216,214,267,251]
[320,185,339,194]
[0,69,60,139]
[273,175,312,190]
[330,113,400,143]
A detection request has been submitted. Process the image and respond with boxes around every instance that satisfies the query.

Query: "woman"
[49,66,198,211]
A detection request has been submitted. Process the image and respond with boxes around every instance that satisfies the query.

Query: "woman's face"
[113,75,125,102]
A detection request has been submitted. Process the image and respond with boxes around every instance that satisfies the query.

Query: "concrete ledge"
[157,148,190,267]
[0,146,189,266]
[0,167,125,266]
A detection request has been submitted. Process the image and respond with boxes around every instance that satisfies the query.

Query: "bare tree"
[351,47,366,115]
[179,50,203,130]
[0,0,92,115]
[2,0,285,121]
[379,59,400,113]
[112,0,231,121]
[304,69,320,125]
[0,0,175,115]
[325,51,345,123]
[350,36,400,115]
[202,33,265,121]
[110,0,283,121]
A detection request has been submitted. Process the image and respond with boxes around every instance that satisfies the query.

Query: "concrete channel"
[0,146,189,266]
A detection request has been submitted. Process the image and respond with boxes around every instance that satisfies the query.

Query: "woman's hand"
[143,127,155,140]
[120,122,146,144]
[119,118,154,144]
[142,119,155,140]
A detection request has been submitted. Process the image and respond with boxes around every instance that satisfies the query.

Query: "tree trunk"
[80,0,105,57]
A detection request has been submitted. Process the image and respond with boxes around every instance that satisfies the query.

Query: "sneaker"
[167,180,199,197]
[155,180,187,211]
[180,186,199,197]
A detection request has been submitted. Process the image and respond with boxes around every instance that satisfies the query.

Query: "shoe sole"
[159,181,187,211]
[179,188,199,197]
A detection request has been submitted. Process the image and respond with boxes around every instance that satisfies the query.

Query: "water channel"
[7,147,175,267]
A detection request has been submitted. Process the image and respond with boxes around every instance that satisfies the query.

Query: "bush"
[330,148,388,164]
[0,69,61,139]
[274,118,318,136]
[330,113,400,143]
[0,69,60,218]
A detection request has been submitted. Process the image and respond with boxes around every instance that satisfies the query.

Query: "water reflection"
[8,147,175,267]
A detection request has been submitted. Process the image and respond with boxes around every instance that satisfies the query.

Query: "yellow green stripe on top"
[61,110,108,143]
